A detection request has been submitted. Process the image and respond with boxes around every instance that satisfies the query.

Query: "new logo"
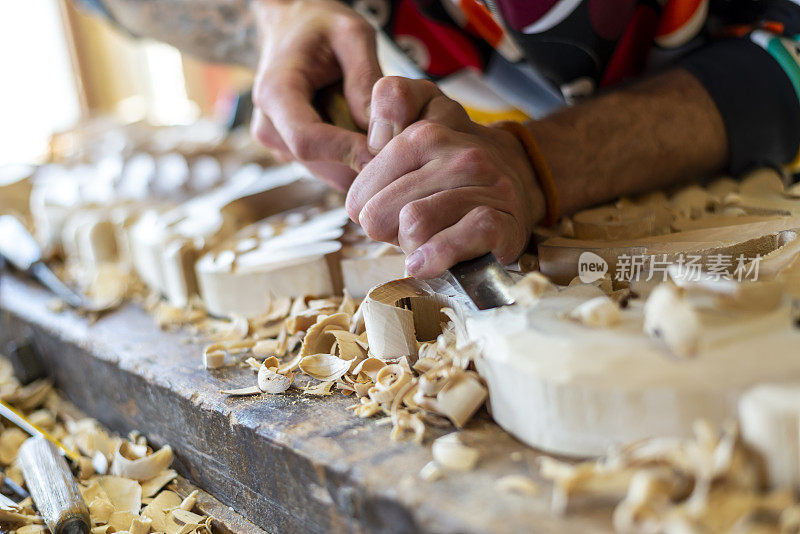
[578,251,608,283]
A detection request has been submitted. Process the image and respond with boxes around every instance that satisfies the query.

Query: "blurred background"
[0,0,255,166]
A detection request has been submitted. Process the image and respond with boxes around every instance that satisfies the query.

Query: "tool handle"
[18,436,90,534]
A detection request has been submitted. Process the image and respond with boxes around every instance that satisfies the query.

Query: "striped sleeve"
[681,2,800,173]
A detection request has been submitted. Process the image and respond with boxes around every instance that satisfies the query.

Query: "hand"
[250,0,380,191]
[346,77,546,278]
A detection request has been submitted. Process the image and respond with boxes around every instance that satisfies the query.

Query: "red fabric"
[601,3,661,87]
[393,0,483,77]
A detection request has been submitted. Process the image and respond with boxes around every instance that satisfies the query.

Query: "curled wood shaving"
[496,475,540,496]
[540,419,790,531]
[111,443,173,481]
[303,381,335,396]
[390,411,425,444]
[432,433,479,471]
[510,272,556,306]
[299,354,351,382]
[643,283,700,358]
[257,364,294,394]
[203,339,255,369]
[299,313,350,357]
[419,461,444,481]
[568,296,621,328]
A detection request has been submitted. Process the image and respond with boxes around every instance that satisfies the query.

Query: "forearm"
[529,69,728,216]
[101,0,260,67]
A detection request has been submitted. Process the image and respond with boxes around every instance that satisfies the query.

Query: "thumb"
[366,77,443,154]
[329,18,382,130]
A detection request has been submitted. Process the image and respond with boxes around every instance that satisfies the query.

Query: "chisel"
[17,435,90,534]
[426,252,517,310]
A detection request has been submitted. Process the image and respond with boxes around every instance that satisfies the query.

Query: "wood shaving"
[496,475,539,496]
[303,381,335,396]
[431,433,479,472]
[568,296,621,327]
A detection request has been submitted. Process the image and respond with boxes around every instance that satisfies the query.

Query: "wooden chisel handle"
[18,436,90,534]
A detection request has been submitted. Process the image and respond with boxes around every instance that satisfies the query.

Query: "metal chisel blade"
[445,253,516,310]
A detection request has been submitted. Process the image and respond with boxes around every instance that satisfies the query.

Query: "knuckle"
[286,130,314,160]
[359,202,392,242]
[473,206,504,243]
[492,175,516,197]
[338,15,374,38]
[252,77,277,111]
[399,202,429,243]
[251,122,272,148]
[407,120,446,146]
[453,146,489,173]
[373,76,412,106]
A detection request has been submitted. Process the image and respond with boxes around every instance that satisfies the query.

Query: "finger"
[328,17,382,129]
[254,68,372,170]
[250,109,293,160]
[301,161,357,192]
[395,187,500,252]
[361,176,498,246]
[345,120,454,222]
[404,206,527,279]
[367,77,444,154]
[357,143,500,243]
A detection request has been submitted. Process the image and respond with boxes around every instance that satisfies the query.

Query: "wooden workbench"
[0,273,613,533]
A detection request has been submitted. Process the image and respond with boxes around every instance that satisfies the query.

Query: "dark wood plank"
[0,273,613,533]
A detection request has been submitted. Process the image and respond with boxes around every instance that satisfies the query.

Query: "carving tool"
[0,400,81,463]
[432,253,517,310]
[0,215,109,311]
[18,436,90,534]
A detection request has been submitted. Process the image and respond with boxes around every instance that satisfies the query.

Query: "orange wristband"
[493,120,560,227]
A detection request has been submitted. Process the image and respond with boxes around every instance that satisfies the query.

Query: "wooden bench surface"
[0,274,613,533]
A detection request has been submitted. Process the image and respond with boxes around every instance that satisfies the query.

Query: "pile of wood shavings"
[151,290,487,445]
[0,357,214,534]
[540,420,800,533]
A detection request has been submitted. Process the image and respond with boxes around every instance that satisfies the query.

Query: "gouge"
[427,252,517,311]
[17,436,90,534]
[0,215,112,312]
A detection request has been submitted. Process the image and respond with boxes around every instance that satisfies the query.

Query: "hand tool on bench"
[0,214,111,312]
[18,435,90,534]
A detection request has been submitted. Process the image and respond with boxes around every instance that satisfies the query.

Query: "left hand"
[345,77,545,278]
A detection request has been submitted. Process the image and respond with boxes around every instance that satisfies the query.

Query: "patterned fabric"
[357,0,800,173]
[83,0,800,172]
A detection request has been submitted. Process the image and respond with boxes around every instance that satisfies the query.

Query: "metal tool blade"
[0,215,41,271]
[0,215,91,309]
[446,253,516,310]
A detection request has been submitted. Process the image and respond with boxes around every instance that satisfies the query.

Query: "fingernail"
[354,153,372,173]
[405,249,424,274]
[368,120,393,154]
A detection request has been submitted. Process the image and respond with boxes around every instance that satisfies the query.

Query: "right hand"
[250,0,381,191]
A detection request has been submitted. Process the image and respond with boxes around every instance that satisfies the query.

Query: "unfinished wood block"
[196,208,349,317]
[129,162,326,304]
[340,252,407,299]
[539,217,800,284]
[468,283,800,457]
[572,206,655,240]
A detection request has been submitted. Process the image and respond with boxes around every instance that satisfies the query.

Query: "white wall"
[0,0,81,165]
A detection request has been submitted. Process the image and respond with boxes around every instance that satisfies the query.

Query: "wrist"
[492,120,559,228]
